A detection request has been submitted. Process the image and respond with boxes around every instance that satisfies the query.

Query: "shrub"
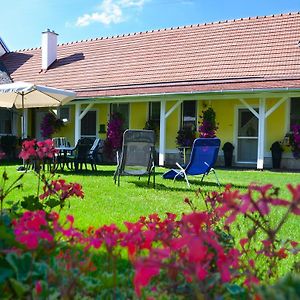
[104,112,124,160]
[176,127,195,147]
[198,107,218,138]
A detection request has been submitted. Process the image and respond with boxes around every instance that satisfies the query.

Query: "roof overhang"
[73,86,300,104]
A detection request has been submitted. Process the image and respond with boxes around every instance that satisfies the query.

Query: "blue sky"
[1,0,299,51]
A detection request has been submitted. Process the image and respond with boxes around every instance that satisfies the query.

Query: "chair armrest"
[175,162,185,172]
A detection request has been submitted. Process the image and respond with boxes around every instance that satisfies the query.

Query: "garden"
[0,138,299,299]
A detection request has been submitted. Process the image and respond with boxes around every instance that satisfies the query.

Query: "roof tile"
[1,12,300,97]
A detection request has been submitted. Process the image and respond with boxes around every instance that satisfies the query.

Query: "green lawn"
[1,164,300,236]
[1,163,300,279]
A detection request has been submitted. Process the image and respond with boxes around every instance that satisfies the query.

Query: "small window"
[0,108,13,134]
[182,101,196,130]
[59,106,70,123]
[290,98,300,130]
[110,103,129,129]
[149,102,160,127]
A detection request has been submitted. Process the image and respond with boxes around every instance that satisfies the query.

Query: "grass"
[1,163,300,279]
[1,164,299,232]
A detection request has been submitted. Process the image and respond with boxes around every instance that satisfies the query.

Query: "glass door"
[237,108,258,163]
[81,110,97,140]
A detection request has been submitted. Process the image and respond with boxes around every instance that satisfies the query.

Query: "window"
[290,98,300,130]
[149,102,160,127]
[81,111,97,138]
[182,101,196,130]
[0,109,13,134]
[58,106,70,123]
[110,103,129,129]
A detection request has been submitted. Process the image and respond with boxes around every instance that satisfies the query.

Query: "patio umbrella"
[0,81,76,138]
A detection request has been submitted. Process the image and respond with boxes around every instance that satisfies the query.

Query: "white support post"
[265,96,288,119]
[257,98,266,170]
[75,103,81,144]
[159,100,166,166]
[165,100,182,119]
[239,98,259,118]
[80,103,94,120]
[22,109,28,139]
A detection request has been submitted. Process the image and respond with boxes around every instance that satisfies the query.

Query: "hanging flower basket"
[40,112,64,139]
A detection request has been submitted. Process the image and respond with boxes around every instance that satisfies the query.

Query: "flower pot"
[270,142,283,169]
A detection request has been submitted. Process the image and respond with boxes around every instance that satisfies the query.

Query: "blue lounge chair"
[163,138,221,187]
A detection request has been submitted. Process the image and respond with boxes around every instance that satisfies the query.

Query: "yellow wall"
[97,103,109,140]
[209,99,236,145]
[166,101,180,149]
[130,103,147,129]
[54,106,75,145]
[47,96,290,154]
[266,98,286,150]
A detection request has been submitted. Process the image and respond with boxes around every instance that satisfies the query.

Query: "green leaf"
[21,195,43,211]
[6,252,32,281]
[45,198,61,209]
[9,278,29,298]
[226,283,246,295]
[31,262,49,280]
[206,273,220,288]
[0,266,14,284]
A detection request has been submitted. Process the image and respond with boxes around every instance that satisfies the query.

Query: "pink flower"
[35,281,42,294]
[40,179,84,201]
[13,210,54,250]
[134,261,161,297]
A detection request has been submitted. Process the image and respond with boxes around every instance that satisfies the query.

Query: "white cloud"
[118,0,146,7]
[76,0,148,27]
[76,0,123,27]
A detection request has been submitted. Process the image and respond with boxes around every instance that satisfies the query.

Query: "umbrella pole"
[21,92,25,139]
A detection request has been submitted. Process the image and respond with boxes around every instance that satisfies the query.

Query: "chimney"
[42,29,58,70]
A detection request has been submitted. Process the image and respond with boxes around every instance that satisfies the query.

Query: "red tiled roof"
[2,12,300,98]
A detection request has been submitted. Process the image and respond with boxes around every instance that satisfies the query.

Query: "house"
[1,12,300,169]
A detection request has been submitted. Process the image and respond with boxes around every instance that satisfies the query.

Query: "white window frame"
[234,104,259,164]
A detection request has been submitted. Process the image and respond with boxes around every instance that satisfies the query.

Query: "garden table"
[55,146,76,170]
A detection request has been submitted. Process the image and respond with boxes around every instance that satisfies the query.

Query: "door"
[81,110,97,139]
[236,108,258,163]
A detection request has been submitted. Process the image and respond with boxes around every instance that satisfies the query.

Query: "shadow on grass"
[128,179,247,192]
[55,169,116,177]
[53,168,248,190]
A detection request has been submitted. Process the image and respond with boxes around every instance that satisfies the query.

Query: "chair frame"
[114,129,156,187]
[87,138,102,171]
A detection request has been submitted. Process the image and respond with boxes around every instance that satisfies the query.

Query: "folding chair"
[114,130,156,187]
[163,138,221,188]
